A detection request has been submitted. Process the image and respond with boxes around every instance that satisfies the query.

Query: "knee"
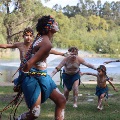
[73,86,78,92]
[58,95,66,107]
[100,94,104,99]
[64,90,69,95]
[31,105,40,119]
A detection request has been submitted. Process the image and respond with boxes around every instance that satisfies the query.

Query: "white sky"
[41,0,119,8]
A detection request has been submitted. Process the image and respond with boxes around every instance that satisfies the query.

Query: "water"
[0,53,120,86]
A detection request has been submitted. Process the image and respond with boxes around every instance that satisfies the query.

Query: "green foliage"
[0,34,6,43]
[0,0,120,54]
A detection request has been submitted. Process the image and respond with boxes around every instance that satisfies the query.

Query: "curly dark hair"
[68,46,78,53]
[23,27,34,36]
[36,15,55,35]
[97,65,107,75]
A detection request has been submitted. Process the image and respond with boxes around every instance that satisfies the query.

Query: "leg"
[72,79,79,107]
[63,84,70,101]
[50,88,66,120]
[97,93,105,110]
[16,93,41,120]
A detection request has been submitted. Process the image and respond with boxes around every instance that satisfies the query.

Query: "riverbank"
[0,49,120,60]
[0,49,120,86]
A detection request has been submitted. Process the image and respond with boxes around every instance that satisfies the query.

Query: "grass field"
[0,84,120,120]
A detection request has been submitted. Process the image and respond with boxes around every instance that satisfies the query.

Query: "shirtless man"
[50,46,96,108]
[15,15,66,120]
[82,65,118,110]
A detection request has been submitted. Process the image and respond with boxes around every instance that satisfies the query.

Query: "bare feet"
[97,106,103,110]
[73,104,78,108]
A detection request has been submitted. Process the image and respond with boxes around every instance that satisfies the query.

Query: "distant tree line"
[0,0,120,55]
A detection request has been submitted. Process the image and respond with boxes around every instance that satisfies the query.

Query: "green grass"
[0,85,120,120]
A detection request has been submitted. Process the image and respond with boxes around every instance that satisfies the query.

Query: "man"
[16,15,66,120]
[50,46,96,108]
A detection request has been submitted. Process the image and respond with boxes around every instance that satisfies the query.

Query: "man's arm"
[104,60,120,64]
[82,61,97,70]
[50,58,66,77]
[78,57,96,70]
[50,49,69,57]
[0,43,17,49]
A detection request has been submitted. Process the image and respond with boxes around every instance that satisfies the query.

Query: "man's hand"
[63,52,69,57]
[104,61,111,64]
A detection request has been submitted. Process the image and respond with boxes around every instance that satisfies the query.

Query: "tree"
[0,0,45,43]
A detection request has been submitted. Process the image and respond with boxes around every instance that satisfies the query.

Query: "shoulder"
[42,36,52,48]
[77,56,85,63]
[60,57,67,64]
[39,36,50,44]
[36,36,52,53]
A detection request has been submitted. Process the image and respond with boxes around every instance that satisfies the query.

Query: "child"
[0,27,34,62]
[82,65,118,110]
[0,27,67,63]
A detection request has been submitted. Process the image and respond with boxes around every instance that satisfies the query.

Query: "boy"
[82,65,118,110]
[0,27,34,62]
[0,27,67,63]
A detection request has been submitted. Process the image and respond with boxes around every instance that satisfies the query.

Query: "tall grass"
[0,84,120,120]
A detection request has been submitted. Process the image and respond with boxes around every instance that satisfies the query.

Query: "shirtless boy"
[82,65,118,110]
[0,27,67,63]
[0,27,34,62]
